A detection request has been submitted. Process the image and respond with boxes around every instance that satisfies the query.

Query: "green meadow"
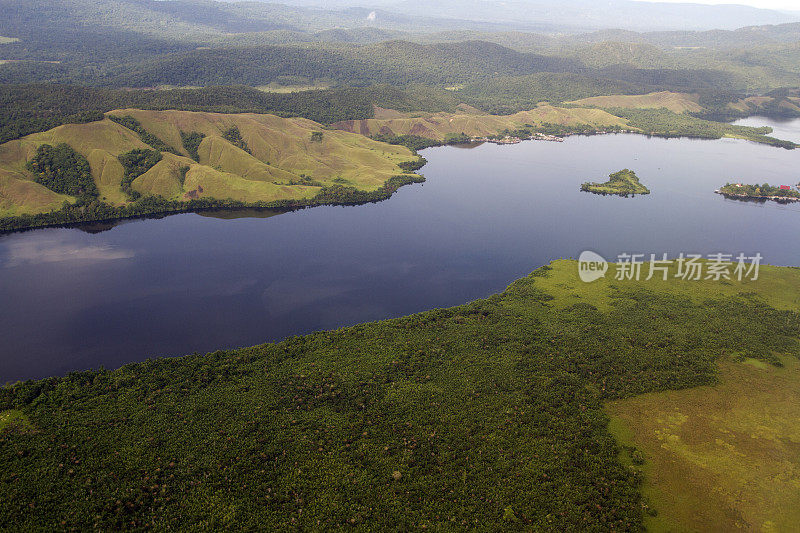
[608,357,800,532]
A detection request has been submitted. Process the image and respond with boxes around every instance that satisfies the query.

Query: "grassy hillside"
[726,95,800,118]
[332,104,629,140]
[0,109,421,222]
[0,169,71,216]
[330,102,795,150]
[0,84,463,145]
[569,91,703,114]
[1,260,799,529]
[114,109,414,193]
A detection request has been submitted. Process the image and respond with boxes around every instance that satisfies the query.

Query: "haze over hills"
[227,0,800,31]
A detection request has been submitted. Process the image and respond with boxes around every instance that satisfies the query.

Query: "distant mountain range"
[236,0,800,32]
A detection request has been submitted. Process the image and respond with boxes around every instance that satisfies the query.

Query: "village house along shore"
[715,182,800,203]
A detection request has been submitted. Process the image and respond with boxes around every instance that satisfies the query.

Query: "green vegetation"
[117,149,163,200]
[371,134,442,152]
[25,143,98,200]
[444,132,472,144]
[334,105,629,141]
[108,115,180,155]
[608,357,800,532]
[0,109,423,228]
[313,174,425,205]
[0,174,425,233]
[607,108,798,149]
[1,261,799,529]
[222,126,251,154]
[718,182,800,202]
[569,91,703,114]
[95,41,580,89]
[0,84,457,145]
[0,410,30,433]
[180,131,206,162]
[397,157,427,173]
[178,165,190,186]
[581,169,650,196]
[309,131,323,143]
[456,72,644,115]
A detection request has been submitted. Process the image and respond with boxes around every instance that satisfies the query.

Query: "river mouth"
[2,120,800,382]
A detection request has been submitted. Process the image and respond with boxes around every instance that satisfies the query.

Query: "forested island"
[717,182,800,203]
[581,169,650,196]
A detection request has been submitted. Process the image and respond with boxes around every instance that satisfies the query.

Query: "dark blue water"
[2,119,799,382]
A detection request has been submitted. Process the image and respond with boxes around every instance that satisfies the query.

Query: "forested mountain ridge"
[0,84,465,145]
[2,0,800,98]
[105,41,583,88]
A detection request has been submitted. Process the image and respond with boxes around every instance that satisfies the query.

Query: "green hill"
[569,91,703,114]
[0,109,421,225]
[332,104,629,139]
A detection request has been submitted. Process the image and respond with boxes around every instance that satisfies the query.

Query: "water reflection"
[2,119,800,382]
[2,235,134,267]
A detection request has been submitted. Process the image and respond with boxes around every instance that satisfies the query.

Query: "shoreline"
[715,190,800,203]
[0,174,426,235]
[2,127,796,234]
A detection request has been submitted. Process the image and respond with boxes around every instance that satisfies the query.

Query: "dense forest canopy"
[26,143,98,199]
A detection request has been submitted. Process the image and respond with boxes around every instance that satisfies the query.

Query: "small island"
[716,182,800,203]
[581,169,650,196]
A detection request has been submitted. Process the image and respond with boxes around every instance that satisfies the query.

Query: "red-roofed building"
[780,185,791,190]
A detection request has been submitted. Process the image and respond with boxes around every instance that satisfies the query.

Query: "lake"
[2,118,799,382]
